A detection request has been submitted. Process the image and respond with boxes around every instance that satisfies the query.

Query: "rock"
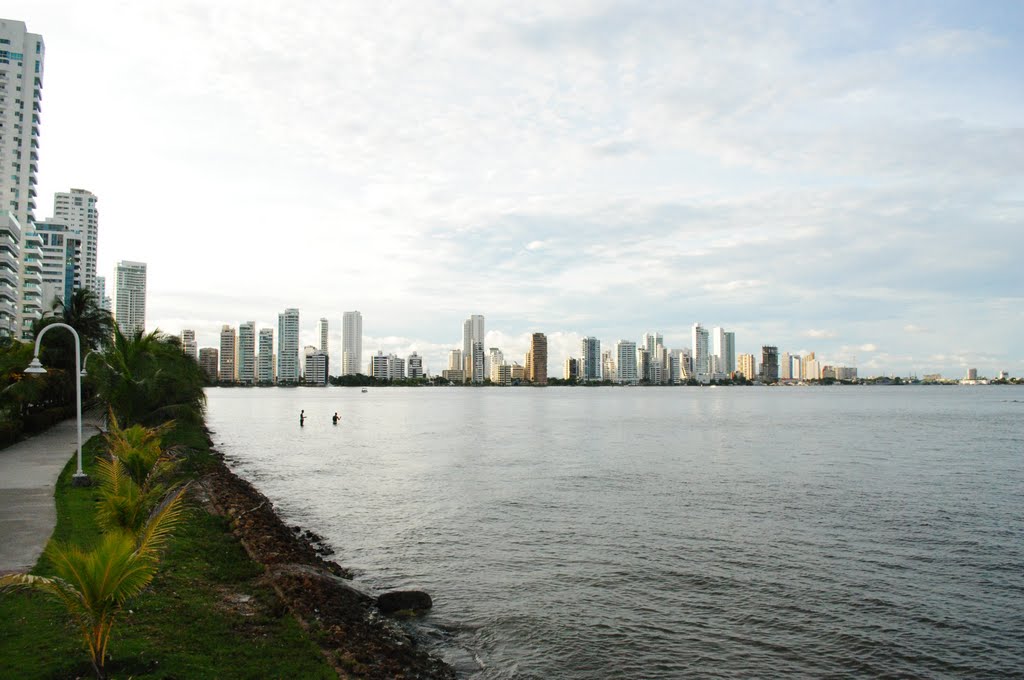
[377,590,433,615]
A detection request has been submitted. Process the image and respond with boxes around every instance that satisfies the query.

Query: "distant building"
[277,308,300,383]
[369,350,390,380]
[780,352,793,380]
[711,327,736,376]
[691,323,710,379]
[636,347,650,383]
[93,275,111,311]
[737,353,756,380]
[488,348,504,382]
[441,368,465,383]
[581,336,601,381]
[0,211,20,336]
[471,340,485,384]
[34,219,82,308]
[181,329,197,360]
[219,325,237,383]
[564,357,580,381]
[408,352,423,379]
[494,363,512,386]
[198,347,219,382]
[238,321,256,384]
[53,189,99,294]
[388,354,405,380]
[463,314,485,382]
[527,332,548,384]
[616,340,638,384]
[342,311,362,375]
[113,260,147,336]
[318,317,329,354]
[966,368,978,380]
[760,346,779,383]
[304,349,328,385]
[602,350,616,383]
[448,349,463,372]
[257,328,274,383]
[509,363,525,381]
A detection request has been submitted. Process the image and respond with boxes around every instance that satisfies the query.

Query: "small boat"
[361,388,368,393]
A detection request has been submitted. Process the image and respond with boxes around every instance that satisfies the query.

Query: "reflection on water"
[207,386,1024,679]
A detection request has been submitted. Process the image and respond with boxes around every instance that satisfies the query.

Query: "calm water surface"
[205,386,1024,678]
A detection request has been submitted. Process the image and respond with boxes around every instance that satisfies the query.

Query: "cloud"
[805,329,838,339]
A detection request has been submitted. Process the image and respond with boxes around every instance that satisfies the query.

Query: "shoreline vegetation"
[0,293,455,678]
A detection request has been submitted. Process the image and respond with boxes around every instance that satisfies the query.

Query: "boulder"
[377,590,433,614]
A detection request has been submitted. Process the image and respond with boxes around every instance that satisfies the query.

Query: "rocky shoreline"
[196,447,456,679]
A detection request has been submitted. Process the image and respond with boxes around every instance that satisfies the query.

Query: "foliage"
[88,327,206,427]
[0,483,189,679]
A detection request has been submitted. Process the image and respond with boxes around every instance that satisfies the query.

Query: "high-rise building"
[219,325,237,383]
[494,363,512,386]
[180,329,197,360]
[448,349,463,371]
[564,357,580,381]
[711,327,736,375]
[780,352,793,380]
[318,317,329,353]
[237,321,256,384]
[277,308,300,383]
[369,350,390,380]
[602,350,616,383]
[760,346,779,383]
[581,337,601,381]
[113,261,147,336]
[342,311,362,376]
[0,213,21,336]
[53,189,98,293]
[198,347,218,383]
[737,353,756,380]
[93,275,110,311]
[462,314,485,382]
[388,354,405,380]
[0,20,45,338]
[17,227,42,339]
[636,347,650,383]
[488,347,504,381]
[691,323,709,378]
[408,352,423,379]
[470,340,485,384]
[304,347,328,385]
[527,332,547,384]
[257,328,274,383]
[34,218,81,307]
[616,341,638,384]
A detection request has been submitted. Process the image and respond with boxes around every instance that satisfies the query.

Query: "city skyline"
[8,3,1023,378]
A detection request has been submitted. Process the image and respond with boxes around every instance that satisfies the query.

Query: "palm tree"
[0,485,189,679]
[89,327,205,427]
[52,288,116,351]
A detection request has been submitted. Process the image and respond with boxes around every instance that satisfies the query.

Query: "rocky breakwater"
[199,457,454,679]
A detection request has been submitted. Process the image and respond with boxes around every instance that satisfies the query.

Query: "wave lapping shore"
[197,447,456,679]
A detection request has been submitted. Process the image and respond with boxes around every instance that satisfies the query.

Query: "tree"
[89,327,206,427]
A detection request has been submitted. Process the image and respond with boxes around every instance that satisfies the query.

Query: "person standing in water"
[300,409,306,426]
[332,412,339,425]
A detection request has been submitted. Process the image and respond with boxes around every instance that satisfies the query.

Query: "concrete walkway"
[0,413,105,575]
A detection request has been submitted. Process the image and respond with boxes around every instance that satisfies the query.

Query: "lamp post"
[24,322,88,486]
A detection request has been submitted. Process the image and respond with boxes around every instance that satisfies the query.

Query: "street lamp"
[80,350,97,377]
[24,322,88,486]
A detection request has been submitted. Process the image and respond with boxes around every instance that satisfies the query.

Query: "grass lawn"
[0,429,337,679]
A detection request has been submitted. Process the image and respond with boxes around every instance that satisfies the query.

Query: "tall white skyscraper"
[237,321,256,384]
[180,329,197,360]
[691,323,709,378]
[616,340,638,384]
[342,311,362,376]
[0,20,45,338]
[113,261,147,336]
[257,328,274,383]
[408,352,423,379]
[277,308,300,383]
[318,317,329,353]
[219,325,237,383]
[462,314,485,382]
[53,189,98,293]
[711,327,736,376]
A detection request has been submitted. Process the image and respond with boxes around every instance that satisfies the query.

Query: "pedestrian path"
[0,413,105,575]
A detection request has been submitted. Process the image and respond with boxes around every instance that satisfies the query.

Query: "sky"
[11,1,1024,378]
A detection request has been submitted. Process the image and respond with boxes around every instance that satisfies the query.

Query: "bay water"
[205,386,1023,678]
